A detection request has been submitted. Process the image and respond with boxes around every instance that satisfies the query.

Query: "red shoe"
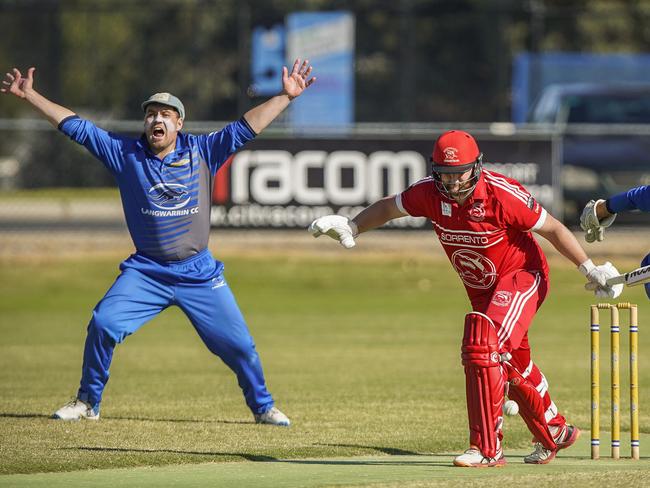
[525,425,581,464]
[530,424,581,449]
[556,424,581,450]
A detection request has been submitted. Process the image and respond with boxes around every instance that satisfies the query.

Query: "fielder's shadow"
[0,413,50,419]
[106,415,252,425]
[0,412,252,425]
[62,446,277,462]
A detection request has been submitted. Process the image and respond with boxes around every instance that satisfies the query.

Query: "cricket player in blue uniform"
[2,60,316,425]
[580,185,650,298]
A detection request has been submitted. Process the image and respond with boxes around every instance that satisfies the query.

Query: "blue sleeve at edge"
[607,185,650,212]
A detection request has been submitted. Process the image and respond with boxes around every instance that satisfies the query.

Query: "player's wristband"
[578,259,595,276]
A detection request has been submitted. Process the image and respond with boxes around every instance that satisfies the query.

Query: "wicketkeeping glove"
[580,199,617,243]
[309,215,358,249]
[579,259,623,299]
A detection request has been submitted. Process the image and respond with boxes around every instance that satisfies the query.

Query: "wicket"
[590,302,639,460]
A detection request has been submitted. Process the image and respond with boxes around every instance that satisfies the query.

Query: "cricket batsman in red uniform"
[309,130,623,466]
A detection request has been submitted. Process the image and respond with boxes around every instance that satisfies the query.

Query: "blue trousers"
[77,249,274,414]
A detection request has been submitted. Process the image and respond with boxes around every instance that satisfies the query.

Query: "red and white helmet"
[430,130,483,197]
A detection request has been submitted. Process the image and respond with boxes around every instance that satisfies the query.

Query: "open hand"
[282,59,316,100]
[1,67,35,99]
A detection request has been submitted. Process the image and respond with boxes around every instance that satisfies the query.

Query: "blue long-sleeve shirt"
[606,185,650,214]
[59,116,255,262]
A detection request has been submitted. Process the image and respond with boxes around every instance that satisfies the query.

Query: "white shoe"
[453,447,506,467]
[254,407,290,426]
[52,398,99,421]
[525,424,580,464]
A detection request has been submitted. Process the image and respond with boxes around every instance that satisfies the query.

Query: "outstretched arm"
[243,59,316,134]
[535,213,622,297]
[2,67,75,127]
[309,196,407,248]
[535,213,589,266]
[352,196,407,233]
[604,185,650,213]
[580,186,650,243]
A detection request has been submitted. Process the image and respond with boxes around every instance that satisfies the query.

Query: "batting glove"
[585,282,624,299]
[309,215,358,249]
[580,199,617,243]
[580,259,623,298]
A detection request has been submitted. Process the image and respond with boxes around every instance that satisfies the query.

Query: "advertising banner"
[286,11,355,127]
[211,136,556,229]
[251,25,286,96]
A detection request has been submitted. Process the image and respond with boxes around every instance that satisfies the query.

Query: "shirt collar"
[471,172,487,201]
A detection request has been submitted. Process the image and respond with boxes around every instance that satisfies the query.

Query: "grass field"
[1,242,649,486]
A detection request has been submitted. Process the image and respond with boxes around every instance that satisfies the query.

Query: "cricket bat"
[606,264,650,287]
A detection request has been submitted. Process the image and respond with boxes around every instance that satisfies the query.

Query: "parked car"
[528,83,650,223]
[529,82,650,124]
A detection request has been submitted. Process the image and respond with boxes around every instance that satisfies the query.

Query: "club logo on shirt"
[526,196,534,209]
[148,183,191,210]
[468,202,485,222]
[451,249,497,289]
[441,201,452,217]
[170,158,190,167]
[491,290,513,307]
[527,196,541,214]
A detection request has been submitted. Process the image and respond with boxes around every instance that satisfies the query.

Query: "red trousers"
[473,269,566,430]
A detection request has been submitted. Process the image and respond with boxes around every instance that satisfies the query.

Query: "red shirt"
[397,170,549,307]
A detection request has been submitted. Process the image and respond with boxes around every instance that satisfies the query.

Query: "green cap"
[141,92,185,119]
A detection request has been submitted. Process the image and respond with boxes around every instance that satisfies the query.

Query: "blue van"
[528,83,650,222]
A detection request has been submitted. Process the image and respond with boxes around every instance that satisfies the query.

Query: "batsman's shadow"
[306,443,449,466]
[315,443,423,456]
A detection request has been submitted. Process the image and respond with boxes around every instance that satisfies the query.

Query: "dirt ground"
[0,228,647,265]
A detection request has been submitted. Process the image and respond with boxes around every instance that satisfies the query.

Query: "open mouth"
[151,126,165,141]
